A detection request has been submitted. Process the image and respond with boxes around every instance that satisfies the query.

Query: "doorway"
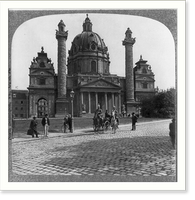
[37,98,48,118]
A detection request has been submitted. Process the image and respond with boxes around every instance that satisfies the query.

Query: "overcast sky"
[11,13,175,90]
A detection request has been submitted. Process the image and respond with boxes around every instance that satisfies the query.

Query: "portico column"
[119,93,121,114]
[95,92,98,108]
[81,92,83,104]
[105,92,108,110]
[35,102,38,117]
[80,92,84,115]
[88,92,91,113]
[112,93,115,107]
[115,93,118,110]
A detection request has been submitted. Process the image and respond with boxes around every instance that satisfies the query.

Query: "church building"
[13,15,156,118]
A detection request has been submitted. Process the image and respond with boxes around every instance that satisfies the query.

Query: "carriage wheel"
[104,121,110,131]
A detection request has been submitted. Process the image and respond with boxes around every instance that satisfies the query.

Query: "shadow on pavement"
[38,136,176,182]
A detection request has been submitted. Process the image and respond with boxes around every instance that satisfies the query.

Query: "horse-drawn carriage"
[93,115,118,133]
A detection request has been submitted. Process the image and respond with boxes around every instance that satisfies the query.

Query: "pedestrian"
[169,118,176,149]
[67,114,72,132]
[111,106,119,127]
[41,114,50,137]
[30,116,38,138]
[131,112,138,130]
[93,104,103,126]
[63,115,69,133]
[121,104,126,118]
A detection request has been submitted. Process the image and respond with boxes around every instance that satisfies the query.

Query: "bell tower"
[55,20,69,117]
[123,28,137,114]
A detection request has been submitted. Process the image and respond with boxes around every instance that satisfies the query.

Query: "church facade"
[13,15,156,118]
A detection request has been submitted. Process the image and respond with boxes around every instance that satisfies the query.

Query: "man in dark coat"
[41,114,50,137]
[93,104,103,126]
[30,116,38,138]
[63,115,69,133]
[169,118,176,149]
[67,114,72,132]
[131,112,138,131]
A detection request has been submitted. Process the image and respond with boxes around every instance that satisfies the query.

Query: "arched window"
[40,62,45,68]
[142,67,147,73]
[142,82,148,89]
[60,26,64,32]
[37,98,48,118]
[74,63,77,74]
[39,78,46,85]
[77,65,81,73]
[91,43,96,50]
[91,61,96,73]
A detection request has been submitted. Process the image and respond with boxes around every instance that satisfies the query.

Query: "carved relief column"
[55,20,69,117]
[56,21,68,98]
[123,27,136,114]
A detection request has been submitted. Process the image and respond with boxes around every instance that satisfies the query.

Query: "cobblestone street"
[10,120,176,182]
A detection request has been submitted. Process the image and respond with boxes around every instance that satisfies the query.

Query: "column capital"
[122,38,136,46]
[56,30,68,40]
[123,27,136,46]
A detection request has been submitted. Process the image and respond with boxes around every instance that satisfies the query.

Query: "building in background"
[27,48,57,118]
[134,55,155,101]
[12,90,28,118]
[12,15,156,118]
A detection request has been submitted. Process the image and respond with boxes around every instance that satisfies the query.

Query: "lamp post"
[70,89,75,133]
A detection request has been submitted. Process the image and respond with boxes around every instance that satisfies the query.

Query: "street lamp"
[70,89,75,133]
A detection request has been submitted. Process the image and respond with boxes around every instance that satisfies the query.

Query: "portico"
[75,78,122,116]
[79,91,122,115]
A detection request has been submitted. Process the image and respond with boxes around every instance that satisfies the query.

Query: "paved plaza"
[9,120,176,182]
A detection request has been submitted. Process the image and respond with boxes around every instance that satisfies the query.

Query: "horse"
[103,116,111,131]
[93,115,104,133]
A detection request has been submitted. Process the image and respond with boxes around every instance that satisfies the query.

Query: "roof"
[69,15,108,56]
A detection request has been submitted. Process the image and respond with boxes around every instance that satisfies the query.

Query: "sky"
[11,13,175,90]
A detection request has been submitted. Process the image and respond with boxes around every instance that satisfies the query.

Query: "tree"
[140,88,176,118]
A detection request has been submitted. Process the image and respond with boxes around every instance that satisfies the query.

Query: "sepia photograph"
[0,0,186,191]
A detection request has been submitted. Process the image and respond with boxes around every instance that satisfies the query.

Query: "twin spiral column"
[55,20,69,117]
[123,28,137,114]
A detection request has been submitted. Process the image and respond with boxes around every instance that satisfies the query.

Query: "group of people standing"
[93,104,138,131]
[28,114,50,138]
[25,105,176,150]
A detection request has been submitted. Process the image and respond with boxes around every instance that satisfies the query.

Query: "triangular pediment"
[80,78,121,88]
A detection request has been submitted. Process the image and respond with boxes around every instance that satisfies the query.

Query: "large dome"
[69,14,108,56]
[67,15,110,75]
[70,31,107,54]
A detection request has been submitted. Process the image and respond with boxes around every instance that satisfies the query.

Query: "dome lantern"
[83,14,92,32]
